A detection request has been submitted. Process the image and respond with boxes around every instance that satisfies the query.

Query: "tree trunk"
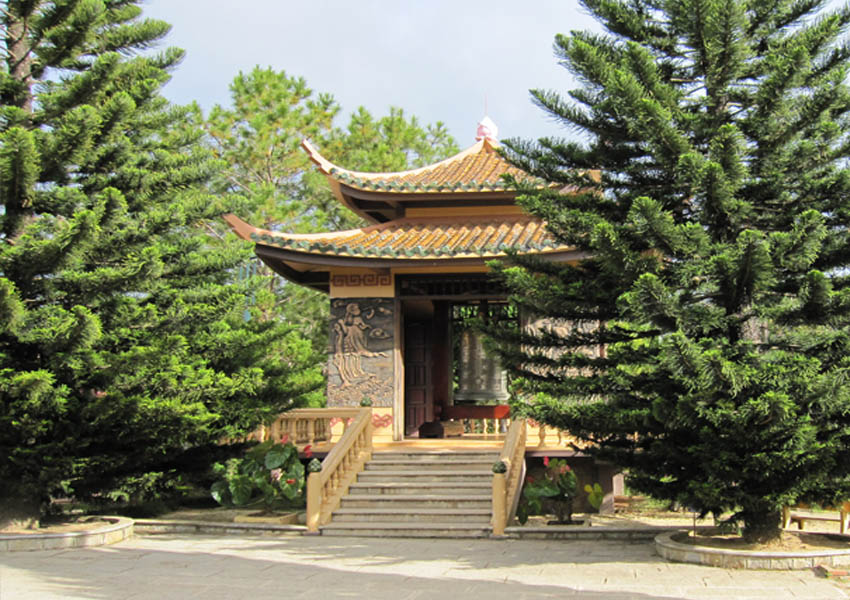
[741,508,782,544]
[0,495,42,530]
[3,2,34,113]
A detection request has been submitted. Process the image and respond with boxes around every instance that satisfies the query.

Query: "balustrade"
[306,408,373,533]
[248,406,576,452]
[491,418,527,535]
[238,406,581,535]
[246,407,360,447]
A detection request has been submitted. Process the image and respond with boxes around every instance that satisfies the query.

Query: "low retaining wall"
[656,530,850,570]
[505,524,692,541]
[135,519,306,537]
[0,516,133,552]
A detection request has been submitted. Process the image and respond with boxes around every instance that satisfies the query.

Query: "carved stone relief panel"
[327,298,395,407]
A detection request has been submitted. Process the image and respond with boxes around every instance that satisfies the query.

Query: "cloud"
[144,0,596,144]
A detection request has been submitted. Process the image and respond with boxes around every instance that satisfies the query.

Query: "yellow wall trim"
[329,268,395,298]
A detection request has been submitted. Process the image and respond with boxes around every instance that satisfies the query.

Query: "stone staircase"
[320,449,499,538]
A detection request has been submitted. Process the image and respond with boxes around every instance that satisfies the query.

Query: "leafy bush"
[517,457,577,524]
[585,483,604,512]
[211,441,305,512]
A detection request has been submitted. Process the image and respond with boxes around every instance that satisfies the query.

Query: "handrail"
[491,417,527,535]
[252,407,360,446]
[305,407,373,533]
[285,408,362,418]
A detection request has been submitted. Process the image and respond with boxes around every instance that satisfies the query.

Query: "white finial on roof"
[476,116,498,142]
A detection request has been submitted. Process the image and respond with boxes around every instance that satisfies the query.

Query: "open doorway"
[401,297,517,437]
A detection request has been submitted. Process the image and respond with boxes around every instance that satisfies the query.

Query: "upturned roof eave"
[254,244,587,271]
[224,213,578,262]
[302,138,545,194]
[302,137,496,181]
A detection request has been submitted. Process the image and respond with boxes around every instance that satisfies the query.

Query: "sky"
[142,0,598,147]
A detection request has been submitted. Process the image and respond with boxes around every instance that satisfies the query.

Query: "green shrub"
[517,457,577,524]
[585,483,604,512]
[211,441,305,512]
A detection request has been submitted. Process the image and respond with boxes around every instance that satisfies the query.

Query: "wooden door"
[404,320,433,435]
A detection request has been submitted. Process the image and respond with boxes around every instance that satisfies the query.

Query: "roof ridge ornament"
[476,115,498,143]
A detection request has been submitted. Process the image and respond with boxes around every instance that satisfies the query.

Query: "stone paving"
[1,533,848,599]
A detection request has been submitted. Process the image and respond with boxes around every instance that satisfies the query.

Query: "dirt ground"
[153,506,303,524]
[588,501,850,552]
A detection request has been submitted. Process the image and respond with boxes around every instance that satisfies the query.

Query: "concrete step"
[364,459,495,471]
[324,451,500,538]
[320,522,492,538]
[340,495,491,509]
[332,508,492,523]
[356,470,492,483]
[348,482,492,495]
[369,452,499,462]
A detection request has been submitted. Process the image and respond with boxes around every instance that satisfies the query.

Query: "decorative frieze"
[330,273,392,287]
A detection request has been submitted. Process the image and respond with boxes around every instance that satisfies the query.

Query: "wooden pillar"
[392,297,404,441]
[432,301,451,419]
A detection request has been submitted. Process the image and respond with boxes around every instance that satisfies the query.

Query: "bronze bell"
[454,327,509,404]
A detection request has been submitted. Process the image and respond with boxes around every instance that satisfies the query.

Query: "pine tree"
[486,0,850,542]
[204,67,458,358]
[0,1,320,526]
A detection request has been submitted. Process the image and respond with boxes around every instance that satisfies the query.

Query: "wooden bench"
[782,502,850,534]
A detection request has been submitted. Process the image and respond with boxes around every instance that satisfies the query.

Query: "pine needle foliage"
[204,68,458,357]
[0,1,321,524]
[485,0,850,542]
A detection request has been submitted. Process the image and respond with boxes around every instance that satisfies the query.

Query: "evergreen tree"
[205,67,458,235]
[204,67,458,356]
[0,1,320,526]
[486,0,850,542]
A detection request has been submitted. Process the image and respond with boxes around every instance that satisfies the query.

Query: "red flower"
[303,444,313,458]
[285,478,296,485]
[526,476,534,484]
[543,456,550,467]
[280,433,290,445]
[560,465,570,474]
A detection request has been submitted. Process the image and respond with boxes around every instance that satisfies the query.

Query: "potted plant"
[517,457,579,525]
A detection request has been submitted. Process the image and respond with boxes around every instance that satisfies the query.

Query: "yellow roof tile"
[302,137,540,194]
[226,214,569,260]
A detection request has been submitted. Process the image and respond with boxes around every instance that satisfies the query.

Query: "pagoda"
[225,118,583,442]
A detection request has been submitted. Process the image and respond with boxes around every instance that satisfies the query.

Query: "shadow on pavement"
[0,534,848,600]
[0,534,698,600]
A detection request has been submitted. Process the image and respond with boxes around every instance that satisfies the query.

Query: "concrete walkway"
[1,533,848,599]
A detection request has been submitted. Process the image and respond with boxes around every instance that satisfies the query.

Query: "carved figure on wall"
[333,302,388,387]
[328,298,394,407]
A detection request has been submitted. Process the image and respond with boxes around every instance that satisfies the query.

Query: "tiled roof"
[303,138,541,194]
[229,214,568,259]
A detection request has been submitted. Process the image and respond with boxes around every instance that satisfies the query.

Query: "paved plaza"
[1,533,848,599]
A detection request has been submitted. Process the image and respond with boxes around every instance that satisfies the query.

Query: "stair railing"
[305,407,373,533]
[491,417,527,535]
[246,407,362,446]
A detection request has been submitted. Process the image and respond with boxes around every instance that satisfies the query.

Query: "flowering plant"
[517,456,578,524]
[211,439,305,512]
